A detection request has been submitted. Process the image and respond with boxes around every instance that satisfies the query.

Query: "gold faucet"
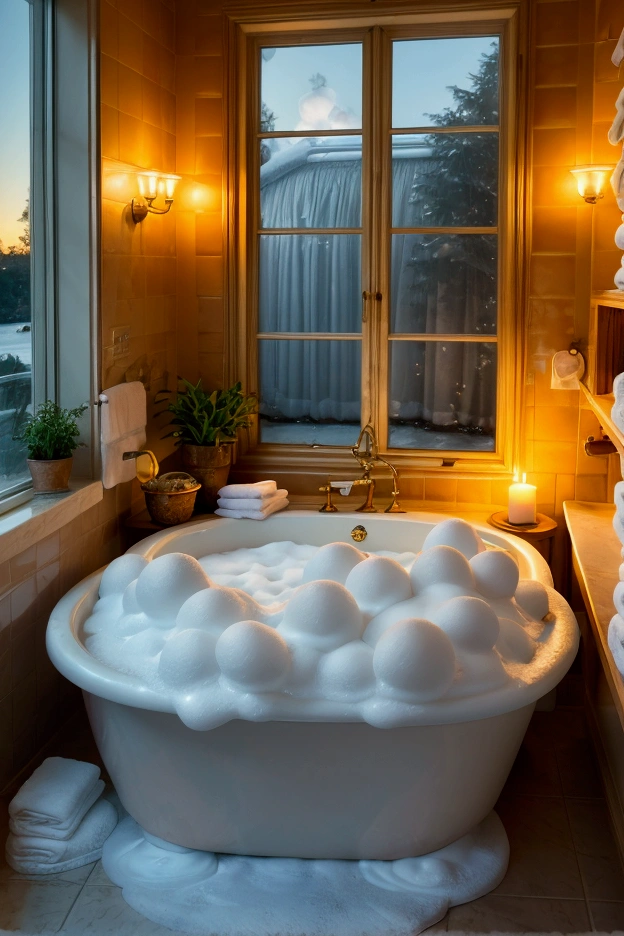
[318,425,405,513]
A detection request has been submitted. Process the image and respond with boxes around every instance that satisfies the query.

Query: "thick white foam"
[81,518,563,732]
[102,811,509,936]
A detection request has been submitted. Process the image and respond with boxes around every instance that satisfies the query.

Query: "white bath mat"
[102,811,509,936]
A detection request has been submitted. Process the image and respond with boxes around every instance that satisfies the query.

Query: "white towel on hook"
[217,490,288,511]
[215,496,289,521]
[6,798,118,874]
[8,757,105,841]
[217,480,278,499]
[100,382,147,489]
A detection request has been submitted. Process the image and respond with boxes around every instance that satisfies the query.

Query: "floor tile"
[566,797,624,901]
[85,860,114,886]
[589,899,624,930]
[503,721,562,797]
[447,894,591,932]
[59,884,190,935]
[0,879,82,933]
[493,795,584,899]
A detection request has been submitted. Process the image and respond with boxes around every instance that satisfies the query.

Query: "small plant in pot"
[15,400,88,493]
[155,379,256,510]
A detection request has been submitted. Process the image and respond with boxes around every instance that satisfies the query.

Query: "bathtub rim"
[46,510,578,727]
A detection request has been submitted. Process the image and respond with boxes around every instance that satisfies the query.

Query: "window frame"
[226,1,527,483]
[0,0,99,513]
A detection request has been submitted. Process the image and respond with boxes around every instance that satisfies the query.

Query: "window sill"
[0,480,103,565]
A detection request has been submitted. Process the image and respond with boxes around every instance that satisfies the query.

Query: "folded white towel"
[217,480,278,499]
[100,381,147,489]
[6,798,118,875]
[9,757,105,841]
[217,489,288,511]
[215,496,289,521]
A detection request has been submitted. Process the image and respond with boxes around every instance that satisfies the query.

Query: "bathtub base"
[102,810,509,936]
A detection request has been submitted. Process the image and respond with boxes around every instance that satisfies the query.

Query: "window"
[0,0,33,498]
[0,0,98,508]
[233,8,521,472]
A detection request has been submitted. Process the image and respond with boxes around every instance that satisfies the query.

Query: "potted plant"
[15,400,88,493]
[156,379,256,510]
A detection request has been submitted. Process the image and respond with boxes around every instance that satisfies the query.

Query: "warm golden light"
[131,172,181,223]
[569,165,613,204]
[163,175,180,199]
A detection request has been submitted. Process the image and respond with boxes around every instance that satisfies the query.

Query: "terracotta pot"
[27,457,73,493]
[181,443,232,511]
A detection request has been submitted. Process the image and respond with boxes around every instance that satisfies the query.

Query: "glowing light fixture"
[569,165,613,204]
[131,172,181,222]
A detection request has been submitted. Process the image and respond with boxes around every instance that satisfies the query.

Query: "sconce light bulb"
[164,174,180,200]
[569,165,613,204]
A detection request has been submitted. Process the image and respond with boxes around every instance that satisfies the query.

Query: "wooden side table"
[487,511,558,566]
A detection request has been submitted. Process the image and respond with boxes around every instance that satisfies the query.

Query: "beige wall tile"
[100,1,119,59]
[529,255,577,296]
[196,97,223,135]
[195,15,223,55]
[194,56,223,94]
[534,45,579,86]
[196,256,224,296]
[532,207,578,253]
[535,2,580,46]
[196,213,223,255]
[575,473,608,501]
[534,405,579,442]
[423,478,458,503]
[533,87,577,128]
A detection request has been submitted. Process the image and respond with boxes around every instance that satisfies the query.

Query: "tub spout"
[351,425,405,514]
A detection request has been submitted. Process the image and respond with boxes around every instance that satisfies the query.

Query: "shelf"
[580,383,624,458]
[564,500,624,731]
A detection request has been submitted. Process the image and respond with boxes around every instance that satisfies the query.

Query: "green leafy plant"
[15,400,88,459]
[156,379,257,447]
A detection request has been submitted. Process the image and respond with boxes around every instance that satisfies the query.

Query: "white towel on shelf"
[215,495,289,521]
[9,757,105,841]
[217,489,288,511]
[217,480,278,499]
[100,381,147,489]
[6,798,118,875]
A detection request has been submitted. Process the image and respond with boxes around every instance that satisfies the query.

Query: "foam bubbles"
[159,629,219,688]
[216,620,291,691]
[496,618,536,664]
[514,580,550,621]
[345,557,412,619]
[422,519,484,560]
[279,580,363,651]
[373,618,456,702]
[302,542,365,585]
[470,551,519,599]
[431,596,500,652]
[81,522,556,730]
[410,546,475,593]
[99,555,148,598]
[135,553,211,621]
[317,641,375,700]
[176,586,263,636]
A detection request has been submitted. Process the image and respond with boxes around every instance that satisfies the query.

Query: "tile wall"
[100,0,178,471]
[0,487,130,792]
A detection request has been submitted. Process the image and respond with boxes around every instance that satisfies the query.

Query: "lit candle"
[508,473,537,525]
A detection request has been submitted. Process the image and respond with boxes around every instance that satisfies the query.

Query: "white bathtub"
[47,510,579,860]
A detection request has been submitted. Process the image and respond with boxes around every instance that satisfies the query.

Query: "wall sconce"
[131,172,181,223]
[569,165,612,204]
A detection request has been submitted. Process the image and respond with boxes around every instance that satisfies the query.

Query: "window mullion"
[372,25,392,452]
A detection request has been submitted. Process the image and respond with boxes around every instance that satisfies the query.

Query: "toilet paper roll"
[551,350,584,390]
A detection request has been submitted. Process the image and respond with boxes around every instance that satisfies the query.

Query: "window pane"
[260,44,362,133]
[0,0,32,496]
[259,234,361,333]
[392,133,498,228]
[261,136,362,229]
[388,341,496,451]
[391,234,497,335]
[392,37,499,129]
[259,339,361,444]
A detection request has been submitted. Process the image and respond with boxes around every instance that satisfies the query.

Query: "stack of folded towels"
[215,480,289,520]
[6,757,118,874]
